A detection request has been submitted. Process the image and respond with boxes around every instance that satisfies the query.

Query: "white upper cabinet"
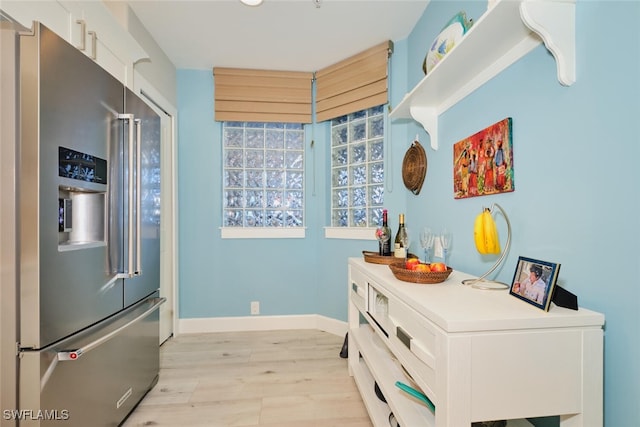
[0,1,71,38]
[390,0,576,150]
[60,1,148,85]
[1,0,148,87]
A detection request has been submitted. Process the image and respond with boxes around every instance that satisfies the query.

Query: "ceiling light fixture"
[240,0,263,6]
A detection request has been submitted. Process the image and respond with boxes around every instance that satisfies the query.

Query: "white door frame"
[133,72,179,343]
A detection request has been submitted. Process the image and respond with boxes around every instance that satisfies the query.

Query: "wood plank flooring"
[121,329,373,427]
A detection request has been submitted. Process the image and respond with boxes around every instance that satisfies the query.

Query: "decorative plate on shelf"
[423,11,474,74]
[402,140,427,195]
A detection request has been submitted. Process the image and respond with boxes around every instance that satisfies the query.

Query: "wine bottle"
[380,209,392,256]
[394,213,408,258]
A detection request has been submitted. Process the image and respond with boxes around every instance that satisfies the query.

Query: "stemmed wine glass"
[419,228,435,263]
[440,229,453,267]
[375,227,391,256]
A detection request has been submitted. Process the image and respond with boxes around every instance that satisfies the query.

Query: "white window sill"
[220,227,306,239]
[220,227,378,240]
[324,227,377,240]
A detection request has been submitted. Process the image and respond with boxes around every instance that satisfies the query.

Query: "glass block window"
[223,122,305,228]
[330,105,385,227]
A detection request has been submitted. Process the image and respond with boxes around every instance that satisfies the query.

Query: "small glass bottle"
[394,213,408,258]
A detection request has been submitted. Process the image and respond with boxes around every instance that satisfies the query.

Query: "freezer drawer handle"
[56,297,165,361]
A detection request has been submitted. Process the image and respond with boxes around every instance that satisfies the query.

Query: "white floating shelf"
[390,0,575,150]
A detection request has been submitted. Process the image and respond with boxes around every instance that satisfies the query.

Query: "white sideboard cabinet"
[347,257,604,427]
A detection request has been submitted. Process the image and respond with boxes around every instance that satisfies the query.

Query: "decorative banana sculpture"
[473,207,501,254]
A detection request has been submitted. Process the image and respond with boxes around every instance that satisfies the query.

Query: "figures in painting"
[468,150,478,197]
[483,138,495,193]
[495,139,506,191]
[453,118,514,199]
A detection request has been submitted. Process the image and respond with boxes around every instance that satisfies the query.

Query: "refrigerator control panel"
[58,146,107,184]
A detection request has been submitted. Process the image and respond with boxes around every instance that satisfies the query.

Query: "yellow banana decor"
[473,207,501,254]
[464,203,512,289]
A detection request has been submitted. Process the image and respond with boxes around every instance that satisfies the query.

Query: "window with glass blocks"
[222,122,305,228]
[330,105,385,227]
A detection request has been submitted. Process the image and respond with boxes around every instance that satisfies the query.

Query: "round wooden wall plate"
[402,140,427,195]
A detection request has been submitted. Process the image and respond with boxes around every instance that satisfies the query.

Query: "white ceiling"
[124,0,429,72]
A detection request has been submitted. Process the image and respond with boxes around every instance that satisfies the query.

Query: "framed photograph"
[453,117,514,199]
[510,256,561,311]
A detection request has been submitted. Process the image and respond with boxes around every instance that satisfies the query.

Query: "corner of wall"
[121,3,177,107]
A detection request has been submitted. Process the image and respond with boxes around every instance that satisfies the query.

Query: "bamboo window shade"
[315,40,393,123]
[213,67,313,123]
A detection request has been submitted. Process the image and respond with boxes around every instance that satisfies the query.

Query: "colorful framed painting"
[453,117,514,199]
[509,256,561,312]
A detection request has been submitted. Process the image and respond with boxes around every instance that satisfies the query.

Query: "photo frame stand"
[551,285,578,310]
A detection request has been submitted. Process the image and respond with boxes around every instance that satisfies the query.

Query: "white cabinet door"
[1,1,72,39]
[59,1,128,84]
[3,0,148,87]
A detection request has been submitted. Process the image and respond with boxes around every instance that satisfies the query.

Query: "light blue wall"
[177,63,408,322]
[177,70,320,317]
[400,1,640,426]
[176,1,639,425]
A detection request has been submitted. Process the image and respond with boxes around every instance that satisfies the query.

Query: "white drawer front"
[349,266,368,311]
[388,296,441,400]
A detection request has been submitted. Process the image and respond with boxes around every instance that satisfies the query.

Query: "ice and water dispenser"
[58,147,107,249]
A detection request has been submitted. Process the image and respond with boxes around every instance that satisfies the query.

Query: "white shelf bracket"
[520,0,576,86]
[409,105,439,150]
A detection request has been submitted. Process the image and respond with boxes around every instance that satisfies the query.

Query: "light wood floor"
[121,329,373,427]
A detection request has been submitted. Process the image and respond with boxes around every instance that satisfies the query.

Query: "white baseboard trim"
[178,314,348,337]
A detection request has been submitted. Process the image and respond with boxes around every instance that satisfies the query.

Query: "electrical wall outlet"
[251,301,260,315]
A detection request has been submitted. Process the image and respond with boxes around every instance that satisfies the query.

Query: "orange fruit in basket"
[415,263,431,272]
[430,262,447,272]
[405,258,420,270]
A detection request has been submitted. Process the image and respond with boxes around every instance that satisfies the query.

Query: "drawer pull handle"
[397,326,412,349]
[396,325,435,367]
[351,282,365,297]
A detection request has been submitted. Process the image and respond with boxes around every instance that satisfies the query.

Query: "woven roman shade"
[315,40,393,123]
[213,67,313,123]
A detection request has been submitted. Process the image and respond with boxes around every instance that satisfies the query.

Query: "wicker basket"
[402,140,427,195]
[389,262,453,284]
[363,251,418,265]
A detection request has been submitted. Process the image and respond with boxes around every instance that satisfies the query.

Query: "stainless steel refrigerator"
[1,19,164,426]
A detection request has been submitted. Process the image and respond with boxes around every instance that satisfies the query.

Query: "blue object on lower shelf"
[395,381,436,412]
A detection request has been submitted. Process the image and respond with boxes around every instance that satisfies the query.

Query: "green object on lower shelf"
[395,381,436,412]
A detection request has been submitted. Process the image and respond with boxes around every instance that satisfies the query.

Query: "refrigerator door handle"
[135,118,142,275]
[118,113,136,277]
[56,297,165,361]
